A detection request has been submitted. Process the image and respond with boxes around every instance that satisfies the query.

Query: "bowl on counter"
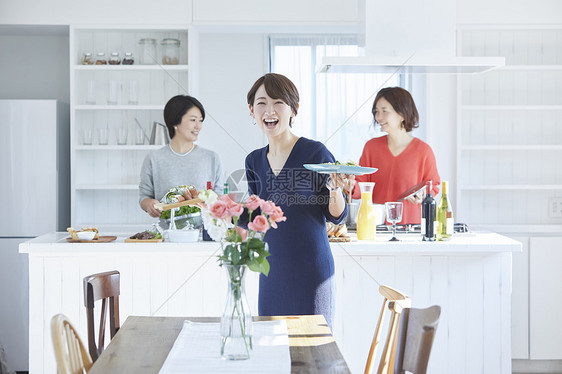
[76,231,96,240]
[166,228,200,243]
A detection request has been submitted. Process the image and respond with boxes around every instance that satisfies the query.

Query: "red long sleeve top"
[352,136,440,224]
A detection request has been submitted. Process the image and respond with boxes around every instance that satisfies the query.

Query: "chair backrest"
[394,305,441,374]
[365,285,411,374]
[83,270,120,362]
[51,314,93,374]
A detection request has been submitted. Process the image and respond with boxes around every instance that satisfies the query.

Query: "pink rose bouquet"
[198,190,286,276]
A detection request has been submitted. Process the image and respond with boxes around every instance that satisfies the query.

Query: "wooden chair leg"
[388,313,401,373]
[377,312,399,374]
[365,299,389,374]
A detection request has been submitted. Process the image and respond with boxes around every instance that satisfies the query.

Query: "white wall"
[194,32,268,189]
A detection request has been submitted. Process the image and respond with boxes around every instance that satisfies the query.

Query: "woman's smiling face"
[250,84,294,137]
[175,106,203,142]
[374,97,404,134]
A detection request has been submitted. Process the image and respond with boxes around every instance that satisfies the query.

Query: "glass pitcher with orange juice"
[357,182,376,240]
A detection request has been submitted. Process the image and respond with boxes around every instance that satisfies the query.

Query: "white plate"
[303,164,378,175]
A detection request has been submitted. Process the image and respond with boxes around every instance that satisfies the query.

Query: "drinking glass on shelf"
[82,128,93,145]
[128,80,139,105]
[117,126,128,145]
[135,127,144,145]
[86,80,96,105]
[107,80,118,105]
[385,202,403,242]
[97,128,109,145]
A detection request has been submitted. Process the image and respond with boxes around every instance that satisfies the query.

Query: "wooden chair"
[394,305,441,374]
[50,314,93,374]
[365,285,411,374]
[83,270,120,362]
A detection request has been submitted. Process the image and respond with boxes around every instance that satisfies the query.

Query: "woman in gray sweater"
[139,95,224,218]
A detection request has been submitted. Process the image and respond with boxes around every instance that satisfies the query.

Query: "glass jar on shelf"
[139,38,157,65]
[161,38,180,65]
[109,52,121,65]
[81,52,94,65]
[122,52,134,65]
[95,52,107,65]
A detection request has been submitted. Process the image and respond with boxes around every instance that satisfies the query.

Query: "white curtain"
[270,35,401,163]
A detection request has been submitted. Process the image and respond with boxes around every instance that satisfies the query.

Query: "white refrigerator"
[0,100,69,371]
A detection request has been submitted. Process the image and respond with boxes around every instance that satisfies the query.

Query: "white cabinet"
[457,26,562,226]
[498,231,562,363]
[529,236,562,359]
[70,26,190,228]
[510,235,529,359]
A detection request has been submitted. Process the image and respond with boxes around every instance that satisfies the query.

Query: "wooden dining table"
[88,314,351,373]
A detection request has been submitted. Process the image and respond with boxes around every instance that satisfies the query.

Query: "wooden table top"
[88,314,351,374]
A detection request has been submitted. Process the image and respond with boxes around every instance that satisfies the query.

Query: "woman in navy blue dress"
[245,73,348,328]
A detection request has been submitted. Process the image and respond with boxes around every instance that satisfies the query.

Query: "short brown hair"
[373,87,419,132]
[247,73,299,126]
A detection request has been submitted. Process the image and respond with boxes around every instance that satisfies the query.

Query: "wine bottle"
[223,182,229,195]
[437,181,454,241]
[421,181,436,242]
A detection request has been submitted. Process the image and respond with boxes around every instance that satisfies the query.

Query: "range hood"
[318,0,505,74]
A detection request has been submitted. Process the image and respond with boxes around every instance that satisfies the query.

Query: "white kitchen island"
[20,231,520,374]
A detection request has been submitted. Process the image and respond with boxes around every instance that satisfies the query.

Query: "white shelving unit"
[70,25,190,228]
[457,26,562,226]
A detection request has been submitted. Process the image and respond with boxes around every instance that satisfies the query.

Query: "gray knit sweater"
[139,144,224,204]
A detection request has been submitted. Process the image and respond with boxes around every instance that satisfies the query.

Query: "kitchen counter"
[21,231,520,374]
[20,230,518,254]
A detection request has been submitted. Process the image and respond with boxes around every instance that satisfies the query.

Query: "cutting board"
[329,236,351,242]
[154,197,204,211]
[66,236,117,243]
[124,238,163,243]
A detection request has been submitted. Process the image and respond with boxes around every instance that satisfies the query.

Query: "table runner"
[158,320,290,373]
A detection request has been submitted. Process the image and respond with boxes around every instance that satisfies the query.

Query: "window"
[270,35,402,163]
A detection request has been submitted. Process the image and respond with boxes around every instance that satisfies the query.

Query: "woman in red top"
[350,87,440,224]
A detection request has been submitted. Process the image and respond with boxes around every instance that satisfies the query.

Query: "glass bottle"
[138,38,157,64]
[202,180,214,241]
[357,182,376,240]
[437,181,454,241]
[81,52,94,65]
[109,52,121,65]
[161,38,180,65]
[223,182,230,195]
[421,181,436,241]
[122,52,135,65]
[95,52,107,65]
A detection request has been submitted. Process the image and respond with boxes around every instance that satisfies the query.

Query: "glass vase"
[220,263,253,360]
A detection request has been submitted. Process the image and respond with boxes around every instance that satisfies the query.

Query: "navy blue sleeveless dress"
[245,137,347,328]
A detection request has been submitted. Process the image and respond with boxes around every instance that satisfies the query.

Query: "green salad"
[159,184,201,219]
[160,205,201,219]
[323,160,358,166]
